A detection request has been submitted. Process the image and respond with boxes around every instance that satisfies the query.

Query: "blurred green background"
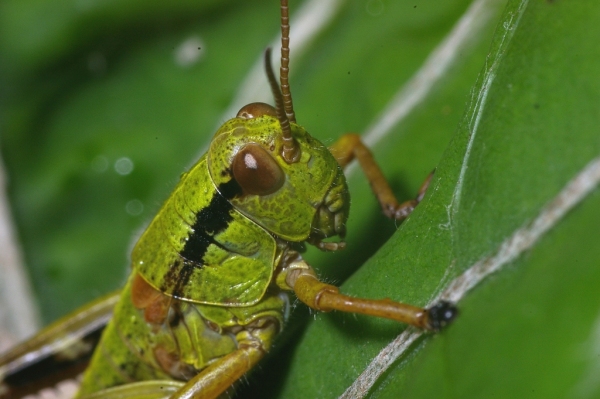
[3,0,600,398]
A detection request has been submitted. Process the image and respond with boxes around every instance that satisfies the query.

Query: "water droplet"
[126,199,144,216]
[174,36,205,68]
[114,157,134,175]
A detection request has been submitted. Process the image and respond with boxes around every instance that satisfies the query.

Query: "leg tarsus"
[425,301,458,332]
[416,170,434,202]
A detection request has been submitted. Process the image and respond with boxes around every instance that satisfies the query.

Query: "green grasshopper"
[0,1,456,398]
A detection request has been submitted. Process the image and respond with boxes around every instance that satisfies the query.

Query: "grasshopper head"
[207,105,349,247]
[207,3,350,249]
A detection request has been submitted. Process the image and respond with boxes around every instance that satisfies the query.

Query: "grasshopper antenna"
[265,0,300,164]
[280,0,296,124]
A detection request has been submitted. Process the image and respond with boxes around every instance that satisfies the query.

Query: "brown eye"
[232,144,284,196]
[237,102,277,119]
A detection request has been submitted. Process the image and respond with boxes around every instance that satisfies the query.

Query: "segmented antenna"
[265,49,299,163]
[264,0,299,164]
[280,0,296,123]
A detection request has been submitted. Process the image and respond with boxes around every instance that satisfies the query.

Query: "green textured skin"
[133,154,277,306]
[76,112,348,395]
[209,116,345,241]
[78,274,287,394]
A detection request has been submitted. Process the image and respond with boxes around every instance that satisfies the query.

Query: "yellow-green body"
[77,113,349,394]
[78,273,287,392]
[132,152,278,306]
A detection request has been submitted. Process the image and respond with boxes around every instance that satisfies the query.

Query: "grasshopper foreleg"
[328,133,432,221]
[285,260,456,332]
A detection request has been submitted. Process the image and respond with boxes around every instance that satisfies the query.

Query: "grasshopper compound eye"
[237,102,278,119]
[232,143,285,196]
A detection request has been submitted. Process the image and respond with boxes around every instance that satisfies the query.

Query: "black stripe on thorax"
[181,177,242,261]
[163,177,242,298]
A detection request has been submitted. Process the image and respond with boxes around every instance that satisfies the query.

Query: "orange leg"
[328,133,432,221]
[286,262,456,332]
